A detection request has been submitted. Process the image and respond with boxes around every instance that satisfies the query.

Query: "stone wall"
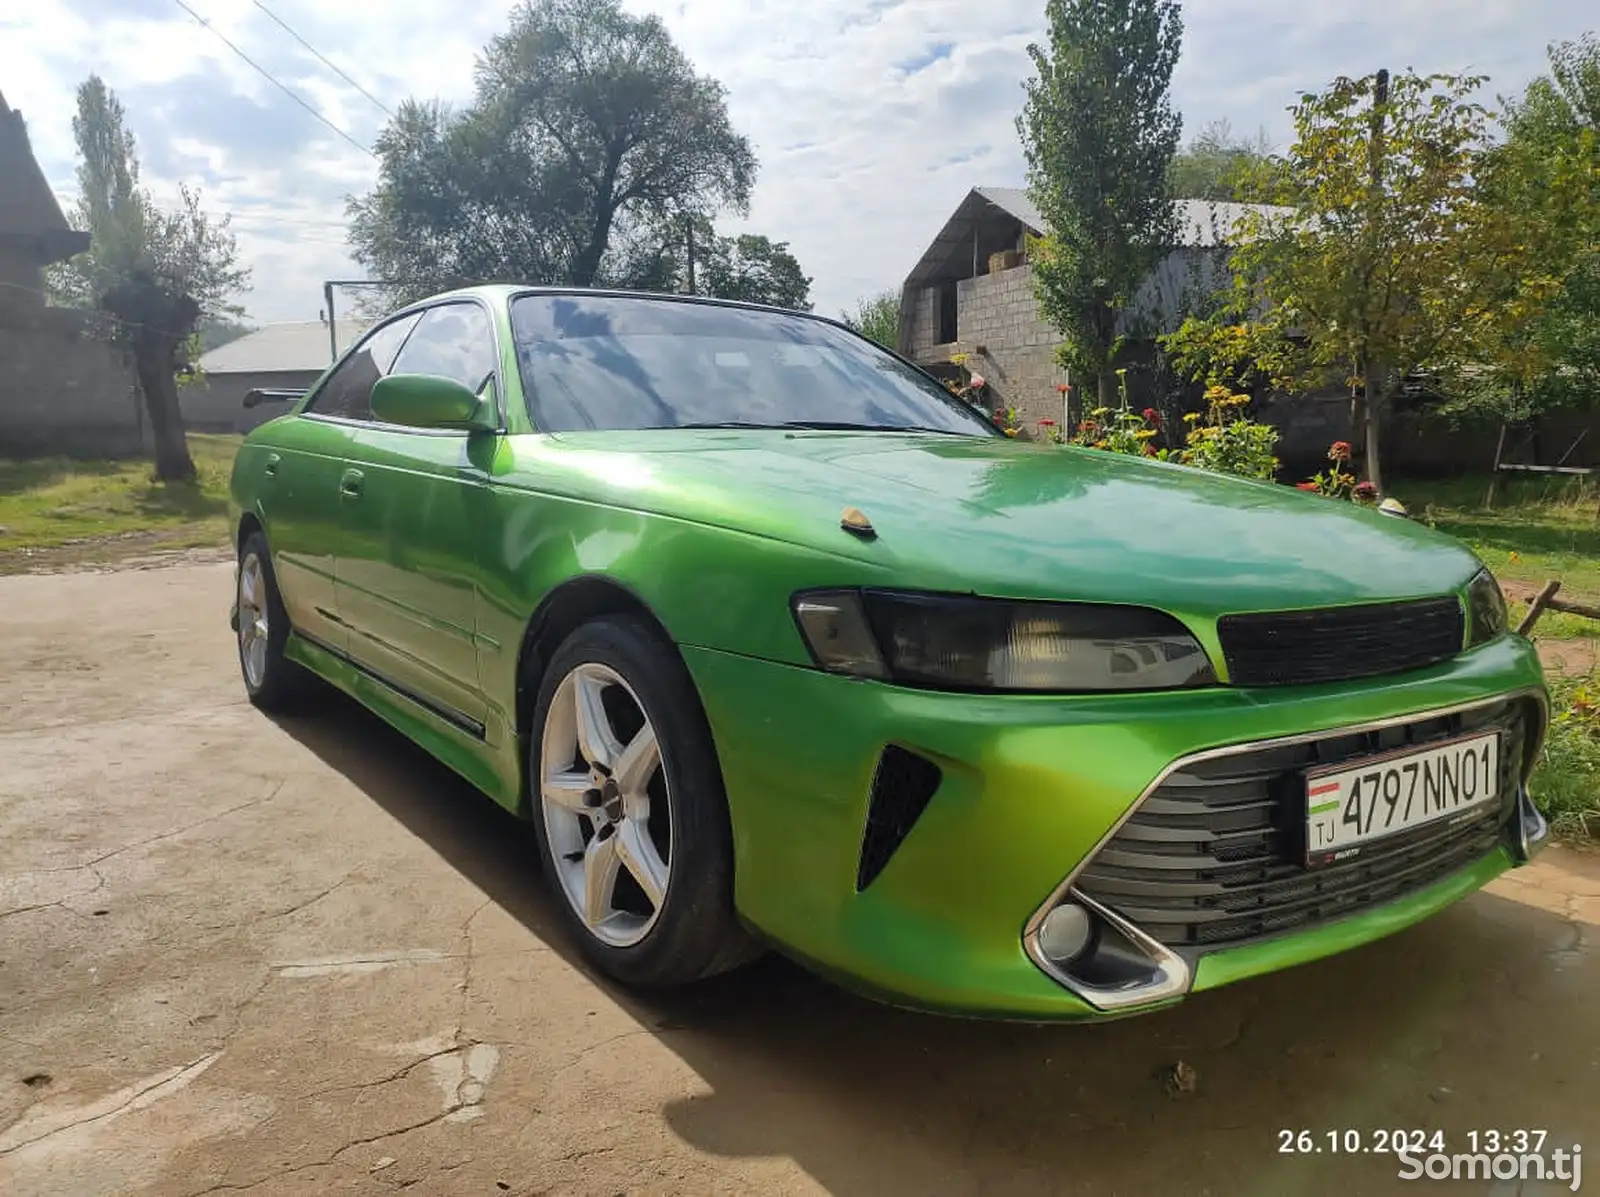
[902,262,1598,473]
[0,307,145,458]
[0,237,47,317]
[906,286,939,355]
[907,265,1072,434]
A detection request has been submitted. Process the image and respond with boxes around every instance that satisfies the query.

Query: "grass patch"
[1401,473,1600,602]
[1531,670,1600,840]
[0,434,241,555]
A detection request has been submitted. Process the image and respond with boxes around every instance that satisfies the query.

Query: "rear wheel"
[529,615,758,986]
[236,530,312,711]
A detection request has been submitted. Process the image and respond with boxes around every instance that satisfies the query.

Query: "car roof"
[407,283,835,325]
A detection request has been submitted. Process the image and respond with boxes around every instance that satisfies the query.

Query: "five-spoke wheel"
[529,615,757,986]
[235,529,310,710]
[540,662,672,948]
[237,550,271,691]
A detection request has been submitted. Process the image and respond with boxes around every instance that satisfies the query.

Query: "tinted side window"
[304,313,422,421]
[390,303,498,395]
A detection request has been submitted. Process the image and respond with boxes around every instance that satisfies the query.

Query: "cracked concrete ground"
[2,560,1597,1197]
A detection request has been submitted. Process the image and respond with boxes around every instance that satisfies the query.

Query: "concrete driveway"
[2,560,1596,1197]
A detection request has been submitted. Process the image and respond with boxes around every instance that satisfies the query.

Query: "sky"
[2,0,1595,326]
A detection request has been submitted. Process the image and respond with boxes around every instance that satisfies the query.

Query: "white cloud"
[2,0,1594,324]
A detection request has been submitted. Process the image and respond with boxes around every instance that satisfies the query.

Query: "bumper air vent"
[856,745,942,891]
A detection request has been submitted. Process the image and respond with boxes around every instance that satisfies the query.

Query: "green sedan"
[228,285,1550,1020]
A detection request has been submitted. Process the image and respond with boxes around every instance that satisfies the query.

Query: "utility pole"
[323,281,337,361]
[1358,67,1390,493]
[684,216,697,296]
[321,279,405,361]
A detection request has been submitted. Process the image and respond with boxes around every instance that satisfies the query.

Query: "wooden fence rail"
[1517,579,1600,636]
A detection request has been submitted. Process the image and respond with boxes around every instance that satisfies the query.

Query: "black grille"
[857,746,942,891]
[1218,597,1465,687]
[1074,698,1533,950]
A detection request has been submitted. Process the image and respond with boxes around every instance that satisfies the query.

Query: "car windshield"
[509,293,1000,436]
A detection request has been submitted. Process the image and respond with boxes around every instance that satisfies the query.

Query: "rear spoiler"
[243,388,306,409]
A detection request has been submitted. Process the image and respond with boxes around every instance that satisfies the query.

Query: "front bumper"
[682,633,1548,1021]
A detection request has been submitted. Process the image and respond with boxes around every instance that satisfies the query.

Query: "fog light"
[1036,901,1093,964]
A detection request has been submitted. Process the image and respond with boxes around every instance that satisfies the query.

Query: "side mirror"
[371,373,496,431]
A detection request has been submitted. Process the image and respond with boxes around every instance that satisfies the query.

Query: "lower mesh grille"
[857,745,942,891]
[1075,698,1533,949]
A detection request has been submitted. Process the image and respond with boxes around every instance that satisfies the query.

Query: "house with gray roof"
[897,186,1280,431]
[181,318,373,432]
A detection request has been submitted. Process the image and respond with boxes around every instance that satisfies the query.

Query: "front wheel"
[529,615,758,986]
[236,530,312,711]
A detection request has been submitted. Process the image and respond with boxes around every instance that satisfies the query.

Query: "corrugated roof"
[973,186,1042,232]
[199,319,374,375]
[902,187,1290,291]
[978,187,1284,248]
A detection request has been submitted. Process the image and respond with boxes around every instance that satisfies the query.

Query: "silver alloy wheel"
[237,551,270,689]
[539,662,672,948]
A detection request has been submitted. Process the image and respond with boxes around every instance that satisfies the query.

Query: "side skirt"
[285,631,523,815]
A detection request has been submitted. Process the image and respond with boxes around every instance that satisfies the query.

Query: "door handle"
[263,452,280,477]
[339,468,364,498]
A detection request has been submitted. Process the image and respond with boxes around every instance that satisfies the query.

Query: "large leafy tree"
[50,75,249,481]
[696,233,812,310]
[1168,119,1274,201]
[1169,70,1505,492]
[348,0,756,304]
[1442,34,1600,427]
[841,290,900,349]
[1017,0,1183,406]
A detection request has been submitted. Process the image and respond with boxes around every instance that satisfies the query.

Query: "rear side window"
[390,302,498,395]
[304,312,422,421]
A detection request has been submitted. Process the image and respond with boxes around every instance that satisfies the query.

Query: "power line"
[249,0,394,118]
[169,0,375,159]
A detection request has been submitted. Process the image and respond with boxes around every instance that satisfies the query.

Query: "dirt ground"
[2,561,1597,1197]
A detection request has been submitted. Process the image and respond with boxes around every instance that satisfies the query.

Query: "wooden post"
[1517,579,1562,637]
[1549,595,1600,622]
[1485,423,1507,509]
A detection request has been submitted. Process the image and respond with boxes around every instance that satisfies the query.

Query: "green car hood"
[515,429,1482,616]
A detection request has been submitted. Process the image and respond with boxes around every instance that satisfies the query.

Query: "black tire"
[235,530,313,712]
[528,614,759,986]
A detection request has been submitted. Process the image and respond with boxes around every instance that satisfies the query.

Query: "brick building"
[0,87,142,458]
[896,187,1273,434]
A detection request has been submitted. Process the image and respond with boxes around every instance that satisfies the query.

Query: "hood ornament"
[840,506,877,539]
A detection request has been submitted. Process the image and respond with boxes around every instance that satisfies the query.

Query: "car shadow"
[270,688,1599,1197]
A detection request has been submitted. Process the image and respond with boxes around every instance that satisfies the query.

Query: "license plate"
[1304,731,1500,866]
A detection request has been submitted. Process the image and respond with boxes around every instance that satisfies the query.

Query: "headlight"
[792,589,1217,692]
[1465,568,1508,646]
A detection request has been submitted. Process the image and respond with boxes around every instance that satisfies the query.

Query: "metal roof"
[902,187,1289,290]
[198,319,374,375]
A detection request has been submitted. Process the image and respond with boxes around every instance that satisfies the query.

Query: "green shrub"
[1530,672,1600,839]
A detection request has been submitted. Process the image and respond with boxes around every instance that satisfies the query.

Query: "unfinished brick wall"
[906,266,1072,437]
